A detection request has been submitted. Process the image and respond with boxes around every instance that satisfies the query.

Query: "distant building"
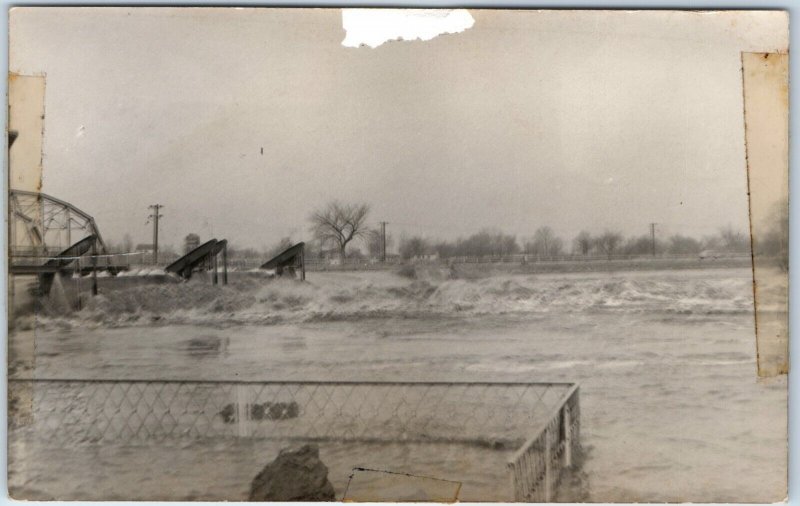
[134,243,155,264]
[412,252,439,262]
[184,234,201,254]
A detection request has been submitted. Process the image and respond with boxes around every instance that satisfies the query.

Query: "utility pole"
[148,204,164,265]
[379,221,388,262]
[649,223,657,257]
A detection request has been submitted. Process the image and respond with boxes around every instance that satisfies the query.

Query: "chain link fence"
[9,378,579,500]
[508,384,580,501]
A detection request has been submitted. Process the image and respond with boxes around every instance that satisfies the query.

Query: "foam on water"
[122,267,168,276]
[37,268,754,328]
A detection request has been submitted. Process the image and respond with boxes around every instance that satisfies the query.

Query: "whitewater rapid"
[33,267,756,329]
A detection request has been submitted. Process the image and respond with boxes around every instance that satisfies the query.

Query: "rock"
[248,444,336,501]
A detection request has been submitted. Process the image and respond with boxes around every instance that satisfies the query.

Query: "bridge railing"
[8,249,147,270]
[9,378,580,499]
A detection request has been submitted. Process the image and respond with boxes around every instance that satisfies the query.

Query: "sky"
[8,8,789,251]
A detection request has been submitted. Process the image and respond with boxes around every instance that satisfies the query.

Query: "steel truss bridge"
[8,189,119,275]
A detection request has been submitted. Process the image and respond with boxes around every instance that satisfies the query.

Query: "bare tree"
[526,226,563,259]
[310,201,370,259]
[574,231,593,256]
[399,235,429,260]
[667,235,702,255]
[623,235,657,256]
[594,231,623,260]
[449,229,519,258]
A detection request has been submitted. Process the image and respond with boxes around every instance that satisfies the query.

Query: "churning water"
[8,267,787,501]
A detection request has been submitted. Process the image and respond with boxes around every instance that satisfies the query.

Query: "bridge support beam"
[91,242,98,296]
[212,251,219,285]
[222,243,228,285]
[165,238,228,286]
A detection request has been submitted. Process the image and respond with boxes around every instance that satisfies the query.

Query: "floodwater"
[7,267,787,502]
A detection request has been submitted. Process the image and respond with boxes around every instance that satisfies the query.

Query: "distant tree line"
[394,226,754,261]
[106,197,783,268]
[423,229,521,260]
[300,200,761,262]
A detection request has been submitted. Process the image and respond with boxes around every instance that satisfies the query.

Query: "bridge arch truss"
[8,189,109,260]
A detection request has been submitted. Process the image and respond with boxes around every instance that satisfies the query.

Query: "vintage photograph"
[6,8,789,502]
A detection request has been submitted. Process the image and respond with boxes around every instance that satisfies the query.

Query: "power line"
[147,204,164,265]
[379,221,388,262]
[650,222,657,257]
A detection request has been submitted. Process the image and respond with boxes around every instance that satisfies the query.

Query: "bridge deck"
[10,264,128,276]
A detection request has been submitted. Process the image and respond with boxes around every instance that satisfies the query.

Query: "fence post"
[91,241,98,296]
[300,246,306,281]
[236,384,250,437]
[75,257,82,310]
[572,386,581,456]
[212,251,218,285]
[563,404,572,468]
[508,462,518,502]
[222,243,228,285]
[544,425,552,501]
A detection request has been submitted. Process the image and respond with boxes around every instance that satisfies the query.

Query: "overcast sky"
[9,8,788,251]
